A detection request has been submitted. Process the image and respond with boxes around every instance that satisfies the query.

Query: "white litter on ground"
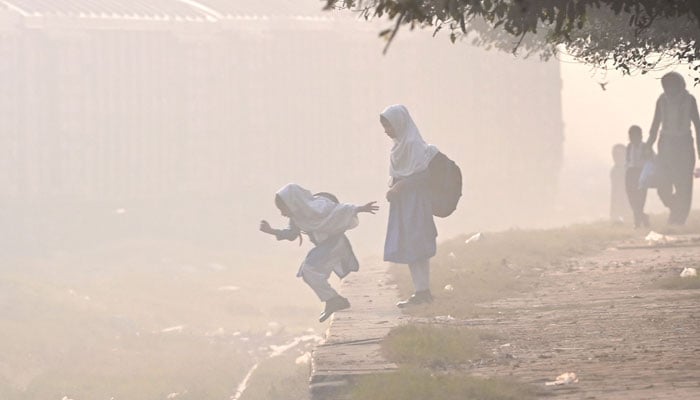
[205,327,225,337]
[443,284,454,292]
[269,334,322,358]
[230,333,323,400]
[230,362,259,400]
[645,231,677,245]
[434,315,455,323]
[217,286,240,292]
[161,325,184,333]
[545,372,579,386]
[680,267,698,277]
[295,352,312,365]
[465,232,483,244]
[645,231,665,244]
[209,263,227,271]
[448,252,457,259]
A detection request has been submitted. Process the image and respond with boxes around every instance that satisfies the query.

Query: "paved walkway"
[309,263,405,399]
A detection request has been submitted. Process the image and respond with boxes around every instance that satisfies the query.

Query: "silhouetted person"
[647,72,700,225]
[380,104,438,308]
[260,184,378,322]
[625,125,651,228]
[610,143,630,224]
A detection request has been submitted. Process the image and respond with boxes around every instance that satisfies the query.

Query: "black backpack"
[428,152,462,218]
[314,192,339,204]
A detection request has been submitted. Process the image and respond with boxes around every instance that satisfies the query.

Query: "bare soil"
[456,240,700,399]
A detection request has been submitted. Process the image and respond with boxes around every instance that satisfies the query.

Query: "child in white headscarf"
[381,104,439,308]
[260,183,378,322]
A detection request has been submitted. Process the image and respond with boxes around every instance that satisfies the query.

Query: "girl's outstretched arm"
[357,201,379,214]
[259,220,276,235]
[647,97,663,147]
[261,220,301,242]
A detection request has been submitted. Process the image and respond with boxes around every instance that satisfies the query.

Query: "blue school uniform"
[383,168,437,264]
[275,221,359,279]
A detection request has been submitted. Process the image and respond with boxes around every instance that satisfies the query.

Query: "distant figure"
[260,184,378,322]
[647,72,700,225]
[380,104,438,308]
[625,125,651,228]
[610,143,630,224]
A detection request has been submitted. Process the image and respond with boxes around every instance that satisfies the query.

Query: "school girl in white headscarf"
[380,104,439,307]
[260,183,378,322]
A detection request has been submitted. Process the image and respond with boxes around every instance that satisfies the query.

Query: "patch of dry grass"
[348,367,538,400]
[382,324,496,368]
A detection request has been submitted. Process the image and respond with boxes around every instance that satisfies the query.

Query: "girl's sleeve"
[690,96,700,156]
[274,220,301,241]
[647,97,663,146]
[398,168,431,190]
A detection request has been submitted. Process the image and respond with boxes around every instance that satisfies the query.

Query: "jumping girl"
[260,183,378,322]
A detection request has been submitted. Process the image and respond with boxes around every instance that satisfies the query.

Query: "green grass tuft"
[383,324,495,368]
[348,367,537,400]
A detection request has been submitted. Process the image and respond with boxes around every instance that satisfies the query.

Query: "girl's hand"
[386,180,405,202]
[259,220,274,234]
[386,187,399,202]
[358,201,379,214]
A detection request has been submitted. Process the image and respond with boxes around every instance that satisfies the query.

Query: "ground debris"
[545,372,579,386]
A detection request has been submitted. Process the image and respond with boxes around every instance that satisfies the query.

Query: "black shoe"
[319,296,350,322]
[396,290,433,308]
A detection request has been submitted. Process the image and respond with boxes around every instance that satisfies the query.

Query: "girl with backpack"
[381,104,440,308]
[260,183,378,322]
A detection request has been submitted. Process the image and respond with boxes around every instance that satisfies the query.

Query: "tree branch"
[383,11,406,55]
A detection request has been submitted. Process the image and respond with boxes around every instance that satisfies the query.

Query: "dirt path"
[310,238,700,399]
[462,241,700,399]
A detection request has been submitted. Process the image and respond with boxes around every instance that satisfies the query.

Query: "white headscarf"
[381,104,439,179]
[276,183,358,242]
